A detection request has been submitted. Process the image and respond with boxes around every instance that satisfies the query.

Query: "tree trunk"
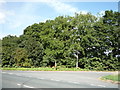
[76,53,78,68]
[55,60,57,70]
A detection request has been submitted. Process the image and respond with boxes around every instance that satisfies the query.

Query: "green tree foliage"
[1,10,119,70]
[12,47,29,67]
[2,35,19,67]
[19,35,44,67]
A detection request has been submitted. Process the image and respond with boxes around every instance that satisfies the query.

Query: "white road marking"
[90,84,106,87]
[15,74,21,76]
[60,80,66,82]
[39,78,45,80]
[50,79,61,82]
[54,79,60,81]
[67,81,80,84]
[50,79,55,81]
[23,85,35,88]
[17,83,21,86]
[67,81,73,83]
[2,72,6,73]
[72,82,80,84]
[9,73,13,75]
[90,84,96,86]
[67,81,78,84]
[97,85,106,87]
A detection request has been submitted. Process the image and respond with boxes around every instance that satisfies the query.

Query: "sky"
[0,0,119,39]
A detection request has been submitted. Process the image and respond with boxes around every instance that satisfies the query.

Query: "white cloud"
[0,0,15,24]
[10,15,41,29]
[44,0,79,15]
[43,0,88,15]
[0,1,88,39]
[2,0,119,2]
[0,0,6,4]
[0,10,15,24]
[0,12,6,24]
[0,0,6,24]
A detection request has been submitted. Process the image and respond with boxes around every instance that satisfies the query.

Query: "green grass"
[1,67,89,71]
[101,74,120,82]
[1,67,118,72]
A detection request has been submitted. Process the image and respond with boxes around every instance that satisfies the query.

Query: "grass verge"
[100,74,120,84]
[1,67,89,71]
[1,67,118,72]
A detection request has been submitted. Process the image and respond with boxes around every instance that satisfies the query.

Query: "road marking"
[23,85,35,88]
[17,84,21,86]
[90,84,96,86]
[39,78,45,80]
[2,72,6,73]
[9,73,13,75]
[97,85,106,87]
[15,74,21,76]
[67,81,73,83]
[54,79,60,81]
[17,84,35,88]
[50,79,55,81]
[50,79,60,82]
[90,84,106,87]
[67,81,80,84]
[72,82,80,84]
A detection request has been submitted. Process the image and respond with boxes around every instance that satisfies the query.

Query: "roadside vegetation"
[100,74,120,83]
[0,10,119,71]
[2,67,90,71]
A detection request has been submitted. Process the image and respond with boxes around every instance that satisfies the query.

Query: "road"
[1,70,119,89]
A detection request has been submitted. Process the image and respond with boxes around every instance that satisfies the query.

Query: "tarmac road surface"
[1,70,119,89]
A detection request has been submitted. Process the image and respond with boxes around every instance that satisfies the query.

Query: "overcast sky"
[0,0,119,39]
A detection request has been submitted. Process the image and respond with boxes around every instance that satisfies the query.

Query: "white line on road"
[15,74,22,76]
[90,84,106,87]
[50,79,55,81]
[67,81,73,83]
[97,85,106,87]
[2,72,6,73]
[72,82,80,84]
[54,79,61,81]
[9,73,13,75]
[90,84,96,86]
[17,83,21,86]
[50,79,61,82]
[67,81,80,84]
[23,85,35,88]
[39,78,45,80]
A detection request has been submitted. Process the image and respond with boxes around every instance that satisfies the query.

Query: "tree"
[1,10,119,70]
[19,35,44,67]
[2,35,19,67]
[12,48,30,67]
[102,10,120,70]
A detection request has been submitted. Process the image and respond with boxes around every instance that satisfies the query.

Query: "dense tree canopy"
[1,10,119,70]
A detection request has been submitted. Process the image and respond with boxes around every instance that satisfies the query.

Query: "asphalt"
[0,70,2,90]
[1,70,119,88]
